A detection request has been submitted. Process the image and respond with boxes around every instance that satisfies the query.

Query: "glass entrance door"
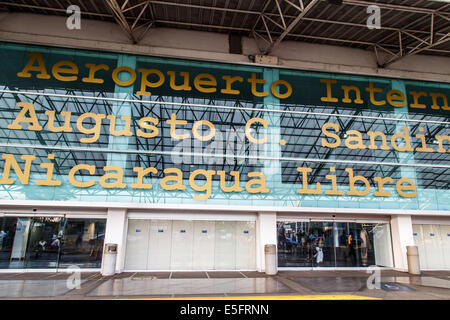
[277,221,312,267]
[0,218,18,268]
[278,220,394,268]
[277,221,336,267]
[24,217,64,269]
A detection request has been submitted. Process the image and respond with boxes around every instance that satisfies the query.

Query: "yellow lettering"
[76,112,106,143]
[137,117,159,138]
[415,127,434,153]
[297,167,321,194]
[324,167,344,196]
[367,131,390,150]
[17,52,50,79]
[8,102,43,131]
[391,126,414,152]
[346,168,370,196]
[345,130,366,150]
[68,164,95,188]
[271,80,292,99]
[217,170,243,192]
[0,154,35,185]
[387,89,406,108]
[45,111,73,133]
[409,91,427,109]
[373,177,393,197]
[136,68,165,96]
[51,60,78,82]
[193,73,217,93]
[396,178,417,198]
[247,73,268,97]
[321,122,340,148]
[365,82,386,106]
[341,85,363,104]
[112,66,137,87]
[245,172,269,194]
[107,115,133,137]
[167,71,192,91]
[160,168,186,191]
[245,118,268,144]
[166,113,189,140]
[82,63,110,84]
[99,165,126,189]
[36,154,61,186]
[429,92,449,110]
[221,75,243,95]
[192,120,216,141]
[189,169,215,200]
[131,167,157,189]
[320,79,338,103]
[435,135,449,153]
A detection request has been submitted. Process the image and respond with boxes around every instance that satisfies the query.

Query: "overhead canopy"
[1,0,449,67]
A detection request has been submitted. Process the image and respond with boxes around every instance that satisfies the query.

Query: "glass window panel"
[59,218,106,269]
[0,217,18,268]
[278,221,313,268]
[279,220,393,268]
[24,217,63,269]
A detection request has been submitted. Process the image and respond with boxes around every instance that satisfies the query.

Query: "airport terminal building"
[0,0,448,273]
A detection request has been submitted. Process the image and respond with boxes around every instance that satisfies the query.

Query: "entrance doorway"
[124,219,256,271]
[277,220,393,268]
[0,216,106,269]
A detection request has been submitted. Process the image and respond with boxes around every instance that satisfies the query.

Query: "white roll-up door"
[413,224,450,270]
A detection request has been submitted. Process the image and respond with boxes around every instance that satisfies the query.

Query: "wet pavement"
[0,270,448,299]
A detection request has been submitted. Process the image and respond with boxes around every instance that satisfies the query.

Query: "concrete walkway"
[0,270,448,300]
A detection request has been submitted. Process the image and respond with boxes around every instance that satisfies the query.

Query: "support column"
[99,55,135,275]
[102,208,127,274]
[392,79,417,182]
[256,211,277,272]
[262,68,282,186]
[390,214,415,272]
[389,80,417,272]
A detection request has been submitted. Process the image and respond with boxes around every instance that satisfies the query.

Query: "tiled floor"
[0,270,448,299]
[381,276,450,290]
[0,279,86,298]
[291,277,368,292]
[87,277,293,297]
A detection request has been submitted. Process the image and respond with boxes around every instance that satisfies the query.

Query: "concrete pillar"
[262,68,282,187]
[390,214,415,272]
[102,208,127,274]
[256,211,277,272]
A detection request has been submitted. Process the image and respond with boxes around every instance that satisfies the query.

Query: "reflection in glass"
[0,217,106,269]
[59,219,106,268]
[278,221,393,268]
[24,217,63,269]
[0,218,18,268]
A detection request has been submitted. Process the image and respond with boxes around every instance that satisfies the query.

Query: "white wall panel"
[148,220,172,270]
[236,221,256,270]
[422,225,445,269]
[193,221,215,270]
[124,219,150,270]
[440,226,450,269]
[413,225,427,269]
[170,220,194,270]
[214,221,236,270]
